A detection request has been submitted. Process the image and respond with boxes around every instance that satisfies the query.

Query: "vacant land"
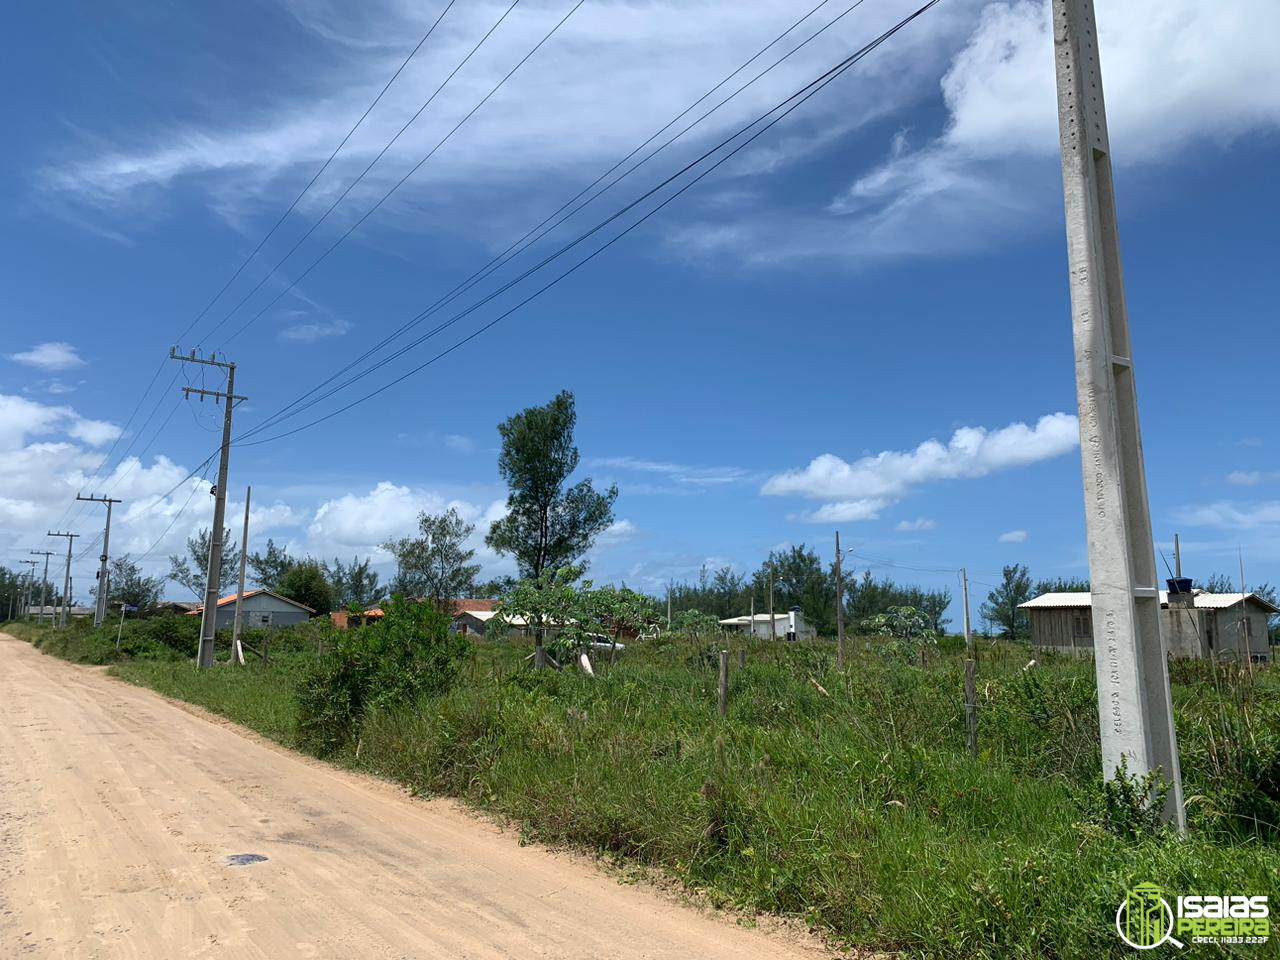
[9,619,1280,958]
[0,634,833,960]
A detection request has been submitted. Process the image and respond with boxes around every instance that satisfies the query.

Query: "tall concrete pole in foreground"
[1053,0,1184,829]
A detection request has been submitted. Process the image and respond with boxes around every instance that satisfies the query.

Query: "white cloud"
[593,455,748,488]
[442,433,476,454]
[307,480,507,556]
[7,341,85,372]
[674,0,1280,263]
[277,317,351,343]
[1176,500,1280,531]
[41,0,982,252]
[896,516,936,531]
[763,412,1077,521]
[0,394,121,452]
[997,529,1028,543]
[596,519,638,546]
[1226,470,1279,487]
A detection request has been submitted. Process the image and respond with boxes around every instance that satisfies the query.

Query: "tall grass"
[11,618,1280,958]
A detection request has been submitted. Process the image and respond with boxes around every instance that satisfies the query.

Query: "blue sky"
[2,0,1278,615]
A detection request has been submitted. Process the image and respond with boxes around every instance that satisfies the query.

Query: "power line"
[238,0,945,447]
[213,0,590,352]
[179,0,457,349]
[246,0,865,440]
[197,0,530,348]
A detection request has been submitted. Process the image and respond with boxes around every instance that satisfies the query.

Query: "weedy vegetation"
[6,613,1279,959]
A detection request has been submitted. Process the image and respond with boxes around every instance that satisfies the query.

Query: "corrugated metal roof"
[189,589,316,614]
[1019,591,1279,613]
[719,614,790,625]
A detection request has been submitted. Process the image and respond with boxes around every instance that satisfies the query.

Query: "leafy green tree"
[247,538,295,590]
[94,555,163,612]
[277,560,333,616]
[167,527,239,598]
[474,575,518,599]
[490,565,583,668]
[384,507,480,605]
[326,555,386,608]
[980,563,1033,639]
[861,605,938,664]
[752,545,837,635]
[485,391,618,578]
[0,565,30,620]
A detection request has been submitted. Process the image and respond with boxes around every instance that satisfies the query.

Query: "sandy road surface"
[0,635,835,959]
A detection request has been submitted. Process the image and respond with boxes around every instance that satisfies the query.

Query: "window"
[1071,610,1092,641]
[254,612,273,627]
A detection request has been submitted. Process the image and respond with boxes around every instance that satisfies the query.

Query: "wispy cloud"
[1176,500,1280,531]
[763,412,1078,522]
[277,317,351,343]
[8,341,85,372]
[998,529,1028,544]
[896,517,936,531]
[1226,470,1280,487]
[593,455,750,488]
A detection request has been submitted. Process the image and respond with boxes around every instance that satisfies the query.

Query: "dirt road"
[0,635,833,959]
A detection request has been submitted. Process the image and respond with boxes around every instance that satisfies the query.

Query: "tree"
[980,563,1033,639]
[94,555,163,612]
[1199,572,1236,594]
[861,605,938,664]
[276,560,332,616]
[248,538,295,591]
[485,391,618,578]
[384,507,480,605]
[917,587,953,634]
[490,565,583,668]
[167,527,239,598]
[751,545,837,635]
[1034,575,1091,595]
[327,555,386,608]
[474,575,519,599]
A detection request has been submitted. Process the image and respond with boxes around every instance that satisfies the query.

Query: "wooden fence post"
[964,658,978,756]
[737,649,746,670]
[718,650,729,718]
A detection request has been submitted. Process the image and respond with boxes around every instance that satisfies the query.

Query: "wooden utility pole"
[1053,0,1183,829]
[718,650,729,717]
[20,560,38,620]
[77,494,122,627]
[231,486,251,666]
[834,531,846,671]
[170,349,247,669]
[47,531,79,628]
[29,551,54,624]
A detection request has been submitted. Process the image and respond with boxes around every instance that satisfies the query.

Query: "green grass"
[9,618,1280,958]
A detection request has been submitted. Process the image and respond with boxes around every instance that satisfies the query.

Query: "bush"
[295,596,468,756]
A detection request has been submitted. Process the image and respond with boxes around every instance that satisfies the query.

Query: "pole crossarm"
[76,494,121,626]
[169,346,234,369]
[182,386,248,403]
[170,349,246,669]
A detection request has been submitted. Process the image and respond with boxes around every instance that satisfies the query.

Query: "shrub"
[295,596,468,756]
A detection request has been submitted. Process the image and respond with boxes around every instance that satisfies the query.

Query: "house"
[188,590,315,629]
[155,601,202,616]
[331,598,499,630]
[718,609,816,641]
[25,605,96,620]
[1018,589,1276,662]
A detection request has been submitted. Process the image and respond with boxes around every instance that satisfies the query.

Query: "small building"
[189,590,315,629]
[332,598,498,630]
[718,610,816,641]
[25,605,96,620]
[1019,590,1276,662]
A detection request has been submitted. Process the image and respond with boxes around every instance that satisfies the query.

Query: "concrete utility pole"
[231,486,251,666]
[768,564,776,641]
[77,494,122,627]
[170,348,246,669]
[834,531,846,671]
[30,550,54,624]
[47,532,80,628]
[961,568,977,756]
[20,560,38,619]
[1053,0,1184,829]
